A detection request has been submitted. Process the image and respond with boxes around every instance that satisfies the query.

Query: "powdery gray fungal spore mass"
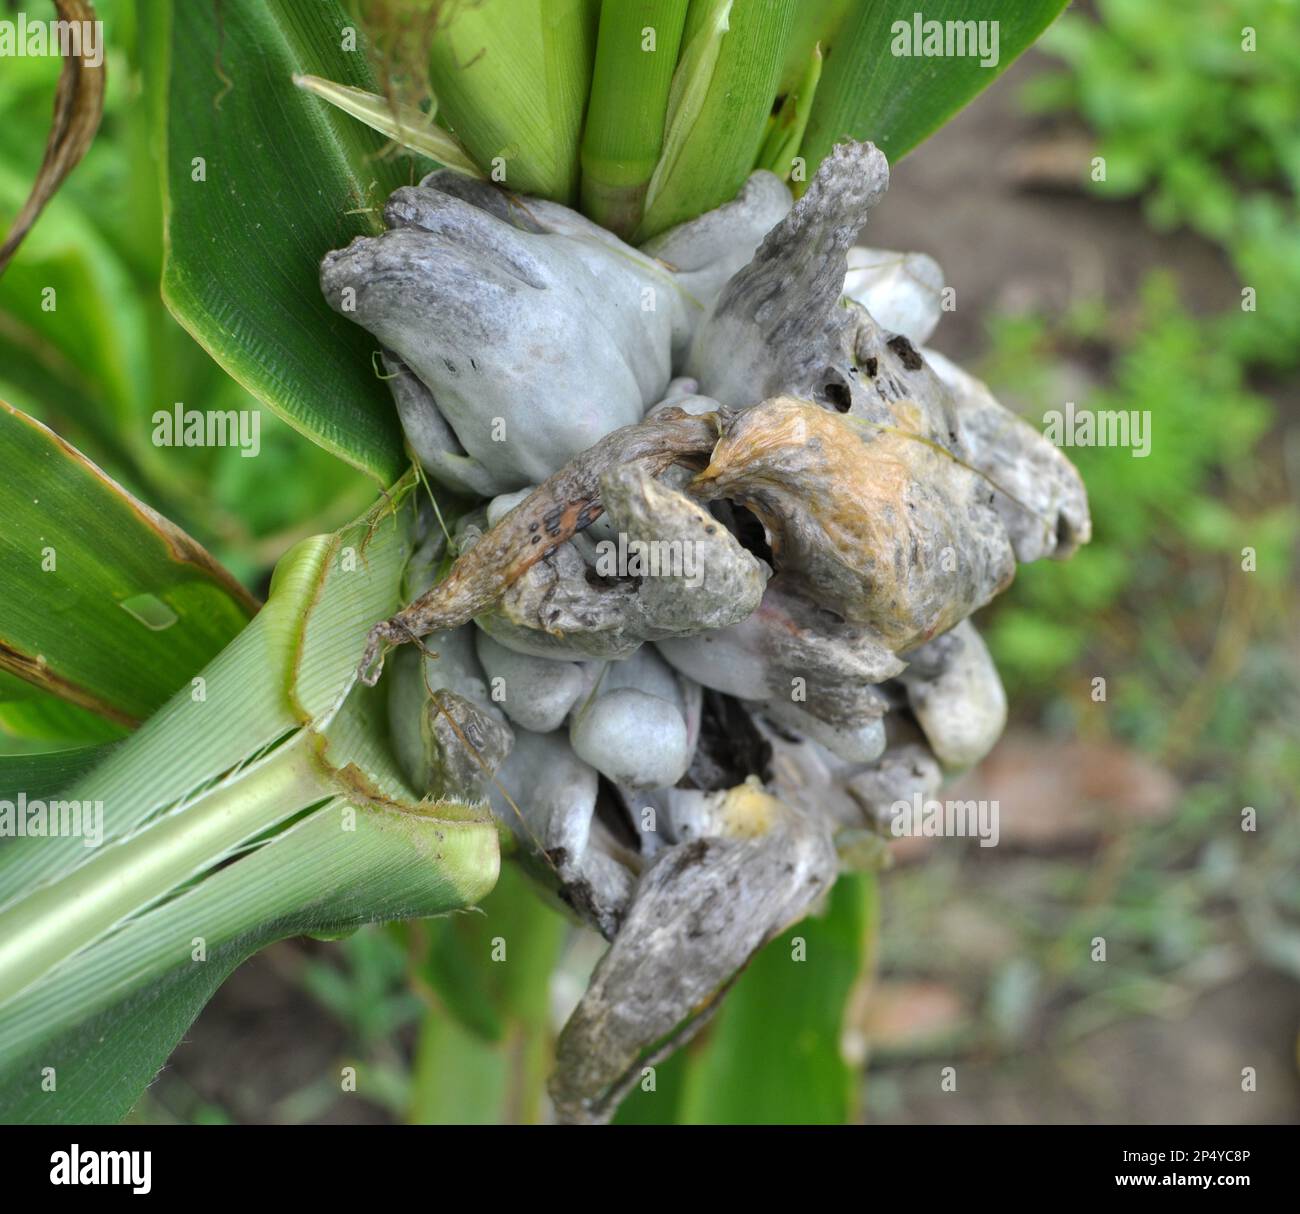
[322,140,1091,1122]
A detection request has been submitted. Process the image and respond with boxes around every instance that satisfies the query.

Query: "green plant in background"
[950,284,1298,1074]
[977,275,1289,695]
[0,0,1073,1125]
[995,0,1300,739]
[1023,0,1300,368]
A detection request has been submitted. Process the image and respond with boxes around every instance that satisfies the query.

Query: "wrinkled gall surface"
[323,139,1091,1122]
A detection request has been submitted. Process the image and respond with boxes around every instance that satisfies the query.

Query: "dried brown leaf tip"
[0,0,105,276]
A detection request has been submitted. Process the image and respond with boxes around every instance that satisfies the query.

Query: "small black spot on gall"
[886,335,923,371]
[821,373,852,412]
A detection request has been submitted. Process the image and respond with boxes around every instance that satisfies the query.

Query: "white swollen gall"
[843,247,946,346]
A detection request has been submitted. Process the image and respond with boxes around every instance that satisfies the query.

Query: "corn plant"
[0,0,1073,1124]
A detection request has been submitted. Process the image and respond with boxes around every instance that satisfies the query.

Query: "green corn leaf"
[637,0,732,235]
[409,1010,516,1125]
[611,1039,690,1124]
[0,400,257,729]
[0,160,214,538]
[149,0,411,485]
[800,0,1070,180]
[580,0,689,238]
[776,0,856,94]
[638,0,796,239]
[410,864,566,1124]
[756,39,823,181]
[421,863,566,1045]
[0,743,116,803]
[0,466,421,907]
[428,0,598,203]
[0,671,127,749]
[0,160,150,482]
[291,73,483,178]
[0,475,500,1123]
